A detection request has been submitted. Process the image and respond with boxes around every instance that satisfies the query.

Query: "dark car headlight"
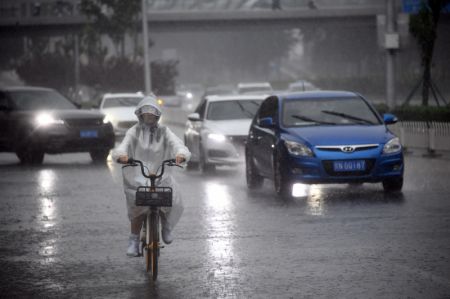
[285,140,313,157]
[35,113,64,127]
[383,137,402,154]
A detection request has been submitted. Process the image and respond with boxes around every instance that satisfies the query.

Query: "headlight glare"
[207,133,226,142]
[383,137,402,154]
[103,115,112,124]
[285,140,313,157]
[35,113,64,127]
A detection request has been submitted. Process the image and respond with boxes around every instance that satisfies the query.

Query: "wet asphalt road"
[1,124,450,298]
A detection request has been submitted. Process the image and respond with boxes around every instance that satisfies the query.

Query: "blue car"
[245,91,404,197]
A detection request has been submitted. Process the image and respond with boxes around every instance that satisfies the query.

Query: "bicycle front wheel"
[144,215,151,273]
[150,211,159,281]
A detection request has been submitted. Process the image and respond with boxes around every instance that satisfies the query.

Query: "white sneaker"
[127,234,140,257]
[161,228,173,245]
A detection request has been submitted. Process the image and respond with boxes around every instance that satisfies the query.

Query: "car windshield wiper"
[321,110,375,125]
[236,101,254,118]
[291,114,337,125]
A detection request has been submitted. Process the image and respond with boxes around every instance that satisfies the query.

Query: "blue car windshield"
[8,90,76,110]
[207,100,263,120]
[283,97,381,127]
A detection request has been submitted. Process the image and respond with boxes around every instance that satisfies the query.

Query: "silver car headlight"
[207,133,226,143]
[35,113,64,127]
[285,140,313,157]
[103,115,113,124]
[383,137,402,154]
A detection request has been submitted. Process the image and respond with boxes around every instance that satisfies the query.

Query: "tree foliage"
[150,60,179,95]
[79,0,141,57]
[16,37,75,95]
[409,0,450,106]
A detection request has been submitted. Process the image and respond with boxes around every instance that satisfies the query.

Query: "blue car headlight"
[383,137,402,154]
[285,140,313,157]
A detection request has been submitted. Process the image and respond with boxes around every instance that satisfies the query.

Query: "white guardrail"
[389,121,450,153]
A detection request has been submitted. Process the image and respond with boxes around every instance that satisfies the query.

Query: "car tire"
[382,177,403,192]
[16,149,44,165]
[199,146,215,173]
[90,149,110,163]
[246,151,263,189]
[274,152,292,198]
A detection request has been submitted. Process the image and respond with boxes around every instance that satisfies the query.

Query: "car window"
[206,100,263,120]
[195,99,207,118]
[257,96,278,120]
[282,97,381,127]
[7,89,76,110]
[239,86,272,94]
[102,97,142,108]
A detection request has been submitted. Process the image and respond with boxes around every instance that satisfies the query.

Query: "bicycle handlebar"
[124,158,180,179]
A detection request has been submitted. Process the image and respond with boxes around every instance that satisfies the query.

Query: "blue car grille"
[322,159,376,176]
[316,144,379,153]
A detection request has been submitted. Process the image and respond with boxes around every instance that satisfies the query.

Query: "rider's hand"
[117,155,129,164]
[175,154,186,165]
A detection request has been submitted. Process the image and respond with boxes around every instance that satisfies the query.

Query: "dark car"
[245,91,404,198]
[0,86,115,164]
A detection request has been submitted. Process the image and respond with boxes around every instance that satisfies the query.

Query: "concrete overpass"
[0,0,386,31]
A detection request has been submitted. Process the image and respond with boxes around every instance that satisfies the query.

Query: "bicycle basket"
[135,186,173,207]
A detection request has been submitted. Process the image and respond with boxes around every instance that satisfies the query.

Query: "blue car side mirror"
[383,113,398,125]
[259,117,274,128]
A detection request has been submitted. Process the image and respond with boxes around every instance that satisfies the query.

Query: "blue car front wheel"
[274,153,292,198]
[246,152,263,189]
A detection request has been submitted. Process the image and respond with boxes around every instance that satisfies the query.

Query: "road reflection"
[306,185,325,216]
[204,182,240,290]
[38,169,57,228]
[37,169,59,265]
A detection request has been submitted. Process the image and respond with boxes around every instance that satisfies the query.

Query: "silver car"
[99,92,144,138]
[184,94,266,172]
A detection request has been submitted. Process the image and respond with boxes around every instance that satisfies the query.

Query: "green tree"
[16,36,76,94]
[80,0,141,57]
[150,60,179,95]
[409,0,450,106]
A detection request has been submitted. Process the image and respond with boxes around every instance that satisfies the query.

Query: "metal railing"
[390,121,450,153]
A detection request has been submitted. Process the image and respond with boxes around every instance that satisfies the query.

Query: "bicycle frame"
[123,158,180,281]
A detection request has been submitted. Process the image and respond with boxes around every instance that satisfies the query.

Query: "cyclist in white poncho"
[112,94,191,257]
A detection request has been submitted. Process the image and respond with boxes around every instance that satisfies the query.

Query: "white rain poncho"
[112,95,191,230]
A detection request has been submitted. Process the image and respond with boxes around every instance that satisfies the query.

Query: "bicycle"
[123,157,182,281]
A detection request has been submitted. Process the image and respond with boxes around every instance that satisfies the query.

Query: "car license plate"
[80,130,98,138]
[333,160,366,172]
